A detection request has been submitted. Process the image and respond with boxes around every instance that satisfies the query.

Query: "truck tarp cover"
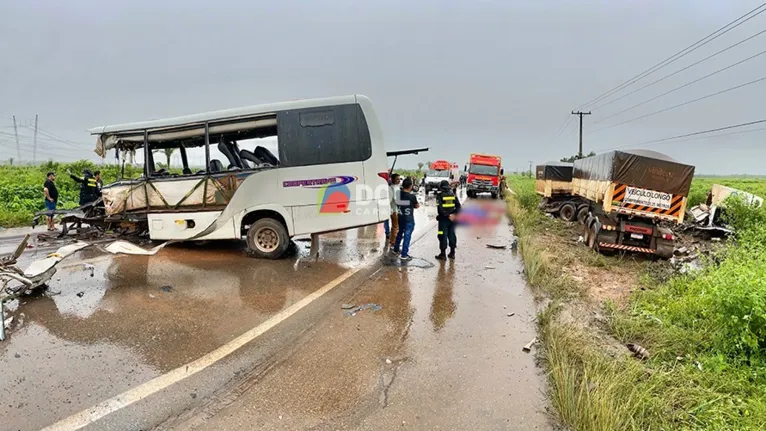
[573,150,695,195]
[536,162,573,181]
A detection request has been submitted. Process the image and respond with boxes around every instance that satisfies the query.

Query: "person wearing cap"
[43,171,58,231]
[435,179,461,260]
[69,168,100,206]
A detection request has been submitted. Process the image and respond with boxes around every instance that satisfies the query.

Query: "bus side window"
[277,104,371,167]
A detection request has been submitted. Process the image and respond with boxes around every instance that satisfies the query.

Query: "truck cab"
[465,153,503,199]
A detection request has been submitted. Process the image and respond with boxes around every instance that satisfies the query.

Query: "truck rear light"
[662,233,674,240]
[378,172,389,182]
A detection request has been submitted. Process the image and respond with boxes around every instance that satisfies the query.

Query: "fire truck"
[465,153,504,199]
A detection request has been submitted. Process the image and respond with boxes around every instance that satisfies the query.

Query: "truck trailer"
[573,150,695,259]
[535,161,589,223]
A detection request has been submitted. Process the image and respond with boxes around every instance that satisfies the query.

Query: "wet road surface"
[0,192,550,431]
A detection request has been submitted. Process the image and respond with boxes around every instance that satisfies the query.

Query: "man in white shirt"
[388,174,401,247]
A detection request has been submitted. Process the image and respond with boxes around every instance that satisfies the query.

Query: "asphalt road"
[0,192,550,431]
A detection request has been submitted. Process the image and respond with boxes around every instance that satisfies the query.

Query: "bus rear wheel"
[247,218,289,259]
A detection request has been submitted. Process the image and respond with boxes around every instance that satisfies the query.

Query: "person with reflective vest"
[69,168,100,206]
[435,180,461,260]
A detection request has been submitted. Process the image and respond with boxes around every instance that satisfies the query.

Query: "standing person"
[43,171,58,231]
[435,180,461,260]
[388,174,401,247]
[68,168,99,206]
[392,177,419,261]
[93,170,103,199]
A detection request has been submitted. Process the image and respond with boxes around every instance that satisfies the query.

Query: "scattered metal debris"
[486,244,507,250]
[627,343,649,360]
[341,303,355,310]
[507,312,515,317]
[522,337,538,352]
[344,303,383,317]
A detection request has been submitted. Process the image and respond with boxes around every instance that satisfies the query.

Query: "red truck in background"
[465,153,504,199]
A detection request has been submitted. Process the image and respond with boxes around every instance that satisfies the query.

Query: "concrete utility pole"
[12,115,20,162]
[33,114,38,164]
[571,111,591,158]
[528,160,533,177]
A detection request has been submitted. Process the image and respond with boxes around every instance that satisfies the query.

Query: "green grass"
[506,174,766,430]
[0,161,142,228]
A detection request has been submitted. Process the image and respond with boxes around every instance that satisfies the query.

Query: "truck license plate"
[630,233,644,240]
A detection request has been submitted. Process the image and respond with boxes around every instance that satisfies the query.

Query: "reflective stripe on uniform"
[87,179,97,187]
[438,231,444,234]
[442,203,455,208]
[443,196,455,200]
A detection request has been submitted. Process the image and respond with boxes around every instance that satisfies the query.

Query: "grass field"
[506,174,766,430]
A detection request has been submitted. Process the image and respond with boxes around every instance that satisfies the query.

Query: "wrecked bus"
[88,95,390,259]
[573,149,695,259]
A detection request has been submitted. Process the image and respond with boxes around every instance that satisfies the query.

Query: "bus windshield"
[427,170,450,177]
[469,164,499,176]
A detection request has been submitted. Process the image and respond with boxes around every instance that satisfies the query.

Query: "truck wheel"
[559,203,576,222]
[576,206,589,225]
[491,192,498,199]
[246,218,289,259]
[588,223,598,250]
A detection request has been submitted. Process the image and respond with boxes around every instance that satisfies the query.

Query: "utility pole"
[528,160,533,177]
[12,115,20,162]
[571,111,591,158]
[33,114,38,164]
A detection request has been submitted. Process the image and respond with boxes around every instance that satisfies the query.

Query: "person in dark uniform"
[69,168,100,206]
[435,180,461,260]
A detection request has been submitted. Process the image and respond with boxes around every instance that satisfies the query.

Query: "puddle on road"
[381,255,435,268]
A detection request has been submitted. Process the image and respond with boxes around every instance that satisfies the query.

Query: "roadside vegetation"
[506,174,766,430]
[0,161,142,228]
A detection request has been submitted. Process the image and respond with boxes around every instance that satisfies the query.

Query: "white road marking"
[42,267,361,431]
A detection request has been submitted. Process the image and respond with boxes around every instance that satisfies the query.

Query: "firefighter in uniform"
[69,169,100,206]
[435,180,461,260]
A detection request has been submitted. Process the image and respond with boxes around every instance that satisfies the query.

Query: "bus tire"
[246,218,289,259]
[559,203,576,222]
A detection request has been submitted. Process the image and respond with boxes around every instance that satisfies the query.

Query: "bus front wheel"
[247,218,289,259]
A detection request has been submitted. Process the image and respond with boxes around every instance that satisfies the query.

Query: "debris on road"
[341,303,355,310]
[76,292,84,298]
[104,240,169,256]
[83,263,95,277]
[385,358,392,364]
[160,285,174,293]
[344,303,383,317]
[507,312,515,317]
[485,265,496,270]
[522,337,538,352]
[486,244,507,250]
[627,343,649,360]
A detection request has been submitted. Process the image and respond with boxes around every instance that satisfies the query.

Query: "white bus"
[90,95,391,259]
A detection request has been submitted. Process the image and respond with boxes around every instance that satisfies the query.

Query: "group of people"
[42,169,103,231]
[383,173,461,261]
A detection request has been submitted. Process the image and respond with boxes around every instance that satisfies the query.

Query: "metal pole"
[0,302,5,341]
[33,114,38,164]
[12,116,20,162]
[571,111,592,158]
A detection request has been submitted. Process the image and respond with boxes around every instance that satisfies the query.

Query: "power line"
[594,48,766,124]
[601,118,766,151]
[592,75,766,132]
[576,2,766,110]
[590,27,766,112]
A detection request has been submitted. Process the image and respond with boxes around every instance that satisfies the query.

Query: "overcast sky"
[1,0,765,174]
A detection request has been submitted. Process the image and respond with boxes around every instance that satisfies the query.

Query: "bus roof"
[88,95,363,135]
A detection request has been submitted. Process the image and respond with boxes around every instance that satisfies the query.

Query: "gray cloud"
[1,0,764,174]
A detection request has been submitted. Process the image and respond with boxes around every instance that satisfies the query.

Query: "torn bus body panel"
[685,184,763,236]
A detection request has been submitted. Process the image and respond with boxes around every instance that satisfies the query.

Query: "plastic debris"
[627,343,649,360]
[344,303,383,317]
[523,337,537,352]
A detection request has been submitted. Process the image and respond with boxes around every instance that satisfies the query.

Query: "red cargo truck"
[465,153,504,199]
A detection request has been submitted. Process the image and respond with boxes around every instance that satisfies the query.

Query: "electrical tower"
[571,111,592,158]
